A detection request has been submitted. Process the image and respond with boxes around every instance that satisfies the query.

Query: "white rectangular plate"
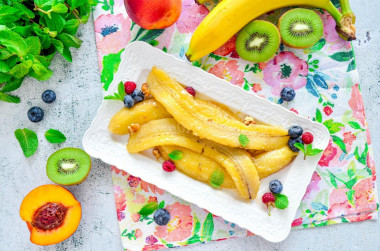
[83,41,330,242]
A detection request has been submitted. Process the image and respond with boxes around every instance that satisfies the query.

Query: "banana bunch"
[186,0,356,61]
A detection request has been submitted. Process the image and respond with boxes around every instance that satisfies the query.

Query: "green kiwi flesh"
[46,148,91,185]
[279,8,323,48]
[236,20,280,62]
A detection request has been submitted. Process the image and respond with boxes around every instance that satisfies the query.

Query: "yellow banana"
[186,0,354,61]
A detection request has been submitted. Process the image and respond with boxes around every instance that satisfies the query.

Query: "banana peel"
[128,118,260,199]
[108,99,172,135]
[147,67,289,150]
[158,145,235,189]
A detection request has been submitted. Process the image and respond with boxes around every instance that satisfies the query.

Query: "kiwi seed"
[46,148,91,185]
[278,8,323,49]
[236,20,281,62]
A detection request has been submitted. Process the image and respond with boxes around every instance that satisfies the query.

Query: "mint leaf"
[138,202,158,216]
[294,142,305,154]
[14,128,38,158]
[0,92,20,103]
[63,19,80,35]
[168,150,182,161]
[104,82,125,101]
[1,77,23,93]
[52,3,68,13]
[239,134,249,147]
[57,32,82,48]
[274,194,289,209]
[307,148,323,156]
[0,61,10,73]
[210,169,225,188]
[25,37,41,55]
[30,61,53,81]
[45,129,66,143]
[9,60,32,78]
[0,25,28,57]
[0,6,22,24]
[104,95,121,100]
[158,201,165,209]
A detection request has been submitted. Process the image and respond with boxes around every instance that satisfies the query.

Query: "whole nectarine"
[125,0,182,30]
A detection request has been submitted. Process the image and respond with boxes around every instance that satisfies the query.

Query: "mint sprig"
[294,143,323,160]
[239,134,249,147]
[158,201,165,209]
[138,202,158,216]
[274,194,289,209]
[168,150,183,161]
[14,128,38,158]
[104,81,126,101]
[45,129,66,143]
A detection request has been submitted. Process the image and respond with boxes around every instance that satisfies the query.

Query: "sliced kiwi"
[46,148,91,185]
[236,20,280,62]
[278,8,323,48]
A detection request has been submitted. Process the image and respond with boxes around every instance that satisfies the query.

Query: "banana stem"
[325,1,356,41]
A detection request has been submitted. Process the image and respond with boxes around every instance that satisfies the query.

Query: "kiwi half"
[278,8,323,48]
[46,148,91,185]
[236,20,280,62]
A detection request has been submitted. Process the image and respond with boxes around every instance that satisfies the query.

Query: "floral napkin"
[92,0,378,250]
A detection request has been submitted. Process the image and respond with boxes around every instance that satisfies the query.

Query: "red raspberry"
[185,86,196,96]
[262,192,276,216]
[302,132,314,144]
[124,81,136,95]
[162,160,176,172]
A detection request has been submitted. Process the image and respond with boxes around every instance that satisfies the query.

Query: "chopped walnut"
[244,116,256,126]
[141,83,150,97]
[128,123,140,134]
[152,147,161,160]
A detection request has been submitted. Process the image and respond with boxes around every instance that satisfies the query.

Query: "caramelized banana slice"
[128,118,260,199]
[147,67,289,150]
[108,99,172,135]
[158,146,235,189]
[252,146,298,179]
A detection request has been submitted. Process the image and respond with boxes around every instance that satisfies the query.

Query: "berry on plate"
[131,89,145,102]
[42,90,56,103]
[162,160,176,172]
[281,87,296,101]
[262,192,276,216]
[269,180,283,194]
[124,81,137,95]
[124,95,134,108]
[288,137,303,152]
[153,208,170,226]
[27,107,44,122]
[302,132,314,144]
[288,126,303,138]
[185,86,196,96]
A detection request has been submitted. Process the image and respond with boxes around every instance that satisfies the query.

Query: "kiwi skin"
[278,8,323,49]
[46,148,92,186]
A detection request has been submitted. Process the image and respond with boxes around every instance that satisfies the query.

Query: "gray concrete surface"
[0,1,379,250]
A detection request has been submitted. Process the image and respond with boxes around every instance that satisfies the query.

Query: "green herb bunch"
[0,0,94,103]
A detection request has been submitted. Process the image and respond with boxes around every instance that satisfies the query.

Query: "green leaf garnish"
[239,134,249,147]
[45,129,66,144]
[14,128,38,158]
[295,143,323,159]
[168,150,183,161]
[138,202,158,216]
[210,169,225,188]
[274,194,289,209]
[294,142,305,154]
[104,81,126,101]
[158,201,165,209]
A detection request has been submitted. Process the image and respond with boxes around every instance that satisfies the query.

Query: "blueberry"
[27,107,44,122]
[153,208,170,226]
[42,90,56,103]
[288,126,303,138]
[288,137,303,152]
[269,180,283,194]
[281,87,296,101]
[124,95,134,108]
[131,89,145,102]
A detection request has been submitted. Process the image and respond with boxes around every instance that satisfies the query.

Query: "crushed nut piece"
[152,147,161,160]
[128,123,140,134]
[244,116,256,126]
[141,83,150,97]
